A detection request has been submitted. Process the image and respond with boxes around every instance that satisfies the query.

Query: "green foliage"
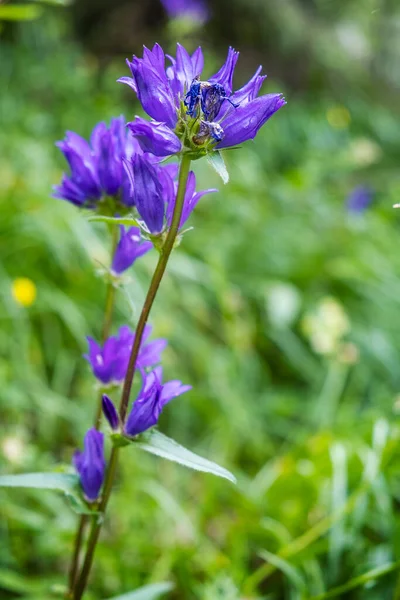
[1,8,400,600]
[133,430,236,484]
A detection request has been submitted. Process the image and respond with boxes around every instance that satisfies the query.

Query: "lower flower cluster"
[74,323,191,502]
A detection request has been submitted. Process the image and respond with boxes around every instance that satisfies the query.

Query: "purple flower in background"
[119,44,285,157]
[102,394,120,431]
[124,156,216,234]
[85,325,167,385]
[160,0,209,24]
[111,226,153,275]
[73,428,105,502]
[53,116,134,208]
[124,367,191,437]
[346,185,374,214]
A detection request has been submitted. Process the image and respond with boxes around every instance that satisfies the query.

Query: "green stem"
[73,154,192,600]
[67,224,118,596]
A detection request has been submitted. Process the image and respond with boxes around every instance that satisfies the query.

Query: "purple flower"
[53,116,134,208]
[102,394,120,431]
[111,226,153,275]
[124,367,191,437]
[123,157,216,234]
[127,117,182,157]
[346,185,374,214]
[73,428,105,502]
[160,0,209,24]
[120,44,285,157]
[84,324,167,385]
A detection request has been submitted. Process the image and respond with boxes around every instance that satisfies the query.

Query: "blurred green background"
[1,0,400,598]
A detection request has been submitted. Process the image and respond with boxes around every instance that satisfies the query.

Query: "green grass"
[1,10,400,600]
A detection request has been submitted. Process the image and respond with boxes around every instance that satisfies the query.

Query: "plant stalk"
[67,224,118,596]
[72,154,192,600]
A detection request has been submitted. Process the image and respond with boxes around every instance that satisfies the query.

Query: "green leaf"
[88,215,139,227]
[104,582,174,600]
[207,151,229,184]
[0,4,43,20]
[0,472,92,515]
[133,430,236,484]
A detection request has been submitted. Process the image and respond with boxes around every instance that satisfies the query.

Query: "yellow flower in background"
[326,105,351,129]
[12,277,37,307]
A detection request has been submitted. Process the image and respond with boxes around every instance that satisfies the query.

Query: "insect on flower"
[184,76,239,121]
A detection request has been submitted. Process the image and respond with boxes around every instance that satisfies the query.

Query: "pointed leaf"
[88,215,140,227]
[104,582,174,600]
[133,430,236,484]
[0,472,92,515]
[207,151,229,184]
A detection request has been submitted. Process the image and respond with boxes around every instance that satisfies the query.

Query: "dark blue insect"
[184,77,239,121]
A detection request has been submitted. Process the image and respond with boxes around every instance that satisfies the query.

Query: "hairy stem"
[67,224,118,596]
[73,154,192,600]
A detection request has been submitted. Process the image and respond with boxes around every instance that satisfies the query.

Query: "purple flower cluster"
[119,44,286,157]
[53,117,133,208]
[85,325,167,386]
[69,42,286,504]
[103,366,191,437]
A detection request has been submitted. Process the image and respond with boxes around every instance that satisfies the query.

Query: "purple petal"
[160,380,192,405]
[217,94,286,149]
[117,75,137,92]
[102,395,120,431]
[130,59,177,127]
[111,226,153,275]
[209,47,239,95]
[73,429,105,502]
[137,338,168,369]
[127,117,181,157]
[128,154,166,234]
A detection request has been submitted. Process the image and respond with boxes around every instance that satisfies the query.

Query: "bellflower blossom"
[160,0,209,24]
[119,44,286,158]
[85,325,167,385]
[102,367,191,436]
[124,155,216,235]
[53,116,134,209]
[73,428,105,502]
[111,226,153,275]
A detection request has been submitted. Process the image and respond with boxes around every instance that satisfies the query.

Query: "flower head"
[84,325,167,385]
[160,0,209,24]
[111,226,153,275]
[123,156,216,235]
[119,44,285,158]
[124,367,191,437]
[73,428,105,502]
[53,116,134,209]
